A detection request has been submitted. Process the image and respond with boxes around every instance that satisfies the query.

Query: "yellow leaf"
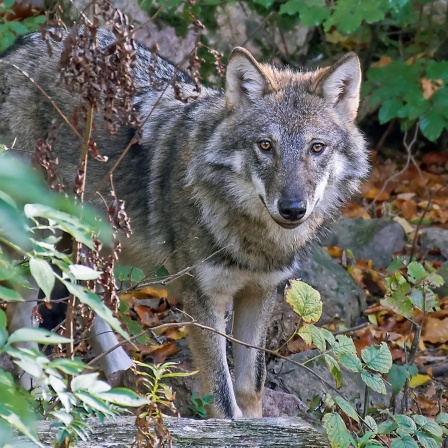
[409,374,431,388]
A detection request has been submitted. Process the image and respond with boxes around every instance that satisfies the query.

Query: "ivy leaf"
[361,342,392,373]
[285,280,322,323]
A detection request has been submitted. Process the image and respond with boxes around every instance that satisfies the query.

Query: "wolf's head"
[222,48,369,230]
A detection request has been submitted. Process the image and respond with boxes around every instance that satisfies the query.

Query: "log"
[16,416,329,447]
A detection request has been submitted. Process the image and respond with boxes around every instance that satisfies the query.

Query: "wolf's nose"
[278,200,307,221]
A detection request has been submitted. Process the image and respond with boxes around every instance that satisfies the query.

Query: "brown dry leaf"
[163,326,188,341]
[151,342,179,363]
[422,317,448,343]
[361,185,390,201]
[420,77,443,100]
[412,393,442,416]
[327,246,343,258]
[397,199,417,220]
[287,336,310,353]
[134,305,162,327]
[372,56,392,67]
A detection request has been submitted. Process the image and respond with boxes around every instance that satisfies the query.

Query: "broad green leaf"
[310,325,327,352]
[323,412,355,448]
[394,415,417,434]
[74,391,116,416]
[415,431,441,448]
[324,354,342,388]
[279,0,330,26]
[29,257,55,299]
[361,342,392,373]
[0,285,23,302]
[387,257,405,272]
[297,324,312,345]
[0,328,7,349]
[64,282,129,340]
[390,435,418,448]
[24,204,95,250]
[379,98,404,123]
[332,335,357,356]
[388,364,409,394]
[7,327,70,345]
[419,108,446,141]
[360,371,387,394]
[409,289,424,310]
[114,265,145,282]
[364,415,378,433]
[320,327,336,345]
[412,415,443,437]
[48,358,87,375]
[99,388,148,407]
[338,353,363,373]
[435,413,448,424]
[425,272,444,288]
[408,261,428,283]
[334,396,359,422]
[426,60,448,83]
[378,419,398,435]
[285,280,322,322]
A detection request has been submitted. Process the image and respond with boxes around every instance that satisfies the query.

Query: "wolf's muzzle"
[278,199,307,222]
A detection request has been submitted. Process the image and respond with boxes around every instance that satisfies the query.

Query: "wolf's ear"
[225,47,275,110]
[314,53,361,122]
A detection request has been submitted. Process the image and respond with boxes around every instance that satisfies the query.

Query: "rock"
[420,228,448,259]
[262,388,308,418]
[324,218,406,269]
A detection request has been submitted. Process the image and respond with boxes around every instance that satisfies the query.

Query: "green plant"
[285,271,447,448]
[0,0,45,52]
[189,392,214,418]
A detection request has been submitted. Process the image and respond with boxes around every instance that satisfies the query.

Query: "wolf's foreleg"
[232,286,276,417]
[183,291,242,419]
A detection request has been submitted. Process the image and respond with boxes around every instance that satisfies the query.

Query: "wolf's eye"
[311,142,326,154]
[258,140,272,152]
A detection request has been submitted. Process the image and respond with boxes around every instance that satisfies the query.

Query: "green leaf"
[361,342,392,373]
[7,327,71,345]
[24,204,96,250]
[114,265,145,283]
[285,280,322,323]
[425,272,444,288]
[394,414,417,434]
[0,285,23,302]
[332,335,357,356]
[387,257,405,272]
[29,257,55,299]
[379,98,404,123]
[334,396,359,422]
[412,415,443,437]
[435,412,448,424]
[364,415,378,433]
[378,419,398,435]
[420,110,446,142]
[338,353,363,373]
[74,391,116,416]
[64,282,129,340]
[426,60,448,83]
[407,262,428,283]
[415,431,441,448]
[360,371,387,394]
[0,309,6,328]
[323,412,355,448]
[390,435,418,448]
[99,388,148,407]
[279,0,330,26]
[388,364,409,394]
[324,354,342,388]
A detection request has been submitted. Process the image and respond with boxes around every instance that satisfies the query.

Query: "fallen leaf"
[422,317,448,343]
[409,373,432,388]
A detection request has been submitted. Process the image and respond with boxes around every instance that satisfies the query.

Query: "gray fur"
[0,29,369,418]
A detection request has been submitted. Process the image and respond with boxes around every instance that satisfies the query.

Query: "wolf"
[0,28,369,418]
